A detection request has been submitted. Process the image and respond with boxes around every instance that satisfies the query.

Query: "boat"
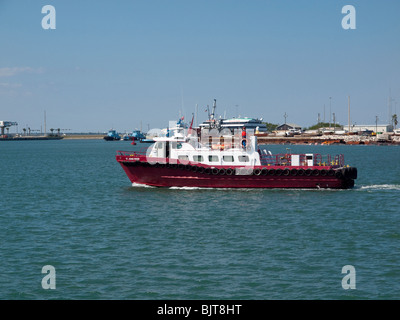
[103,129,121,141]
[199,100,267,134]
[122,133,134,141]
[122,130,147,141]
[131,130,146,141]
[140,138,155,143]
[116,121,357,189]
[0,134,63,141]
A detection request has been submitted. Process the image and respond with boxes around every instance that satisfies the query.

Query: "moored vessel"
[104,129,121,141]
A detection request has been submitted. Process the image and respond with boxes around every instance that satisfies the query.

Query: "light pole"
[329,97,332,130]
[284,112,288,136]
[333,113,336,133]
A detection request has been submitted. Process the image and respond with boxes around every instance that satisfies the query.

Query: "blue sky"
[0,0,399,132]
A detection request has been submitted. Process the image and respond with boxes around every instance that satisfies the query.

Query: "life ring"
[283,168,290,176]
[349,167,357,179]
[335,170,343,178]
[226,168,234,175]
[290,168,298,176]
[254,168,262,176]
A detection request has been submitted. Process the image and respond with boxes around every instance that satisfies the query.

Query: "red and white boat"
[116,122,357,189]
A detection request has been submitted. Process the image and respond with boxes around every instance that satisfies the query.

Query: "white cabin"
[147,133,261,167]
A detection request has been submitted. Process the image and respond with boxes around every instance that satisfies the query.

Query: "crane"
[0,121,18,135]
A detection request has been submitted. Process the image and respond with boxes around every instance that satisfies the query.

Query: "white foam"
[131,182,156,188]
[359,184,400,191]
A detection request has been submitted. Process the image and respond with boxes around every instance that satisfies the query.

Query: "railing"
[117,150,345,168]
[260,153,344,167]
[117,149,147,157]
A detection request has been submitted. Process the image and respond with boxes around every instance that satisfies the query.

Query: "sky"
[0,0,399,133]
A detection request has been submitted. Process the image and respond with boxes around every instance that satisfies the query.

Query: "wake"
[358,184,400,191]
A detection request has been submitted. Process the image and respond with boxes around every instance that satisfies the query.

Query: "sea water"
[0,139,399,299]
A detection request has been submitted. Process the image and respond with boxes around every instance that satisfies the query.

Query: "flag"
[187,114,194,135]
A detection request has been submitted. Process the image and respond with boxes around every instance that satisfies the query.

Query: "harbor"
[2,126,399,145]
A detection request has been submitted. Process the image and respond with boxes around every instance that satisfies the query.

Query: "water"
[0,139,399,299]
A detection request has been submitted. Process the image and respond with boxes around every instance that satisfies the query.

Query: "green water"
[0,140,399,299]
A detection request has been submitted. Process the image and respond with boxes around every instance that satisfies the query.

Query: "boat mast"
[211,99,216,121]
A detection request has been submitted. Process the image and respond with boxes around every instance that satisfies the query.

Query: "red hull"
[116,155,356,189]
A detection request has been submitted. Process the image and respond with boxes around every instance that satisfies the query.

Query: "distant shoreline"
[63,134,104,140]
[2,133,399,145]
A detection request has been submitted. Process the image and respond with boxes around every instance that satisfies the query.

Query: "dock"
[0,135,63,141]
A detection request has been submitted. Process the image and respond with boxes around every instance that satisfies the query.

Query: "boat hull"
[117,160,356,189]
[104,136,120,141]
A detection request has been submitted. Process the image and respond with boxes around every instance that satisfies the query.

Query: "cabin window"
[178,155,189,161]
[223,155,234,162]
[208,155,219,162]
[238,155,249,162]
[171,142,182,149]
[193,155,204,162]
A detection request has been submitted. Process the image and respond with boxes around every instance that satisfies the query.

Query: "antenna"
[181,86,185,121]
[195,103,198,127]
